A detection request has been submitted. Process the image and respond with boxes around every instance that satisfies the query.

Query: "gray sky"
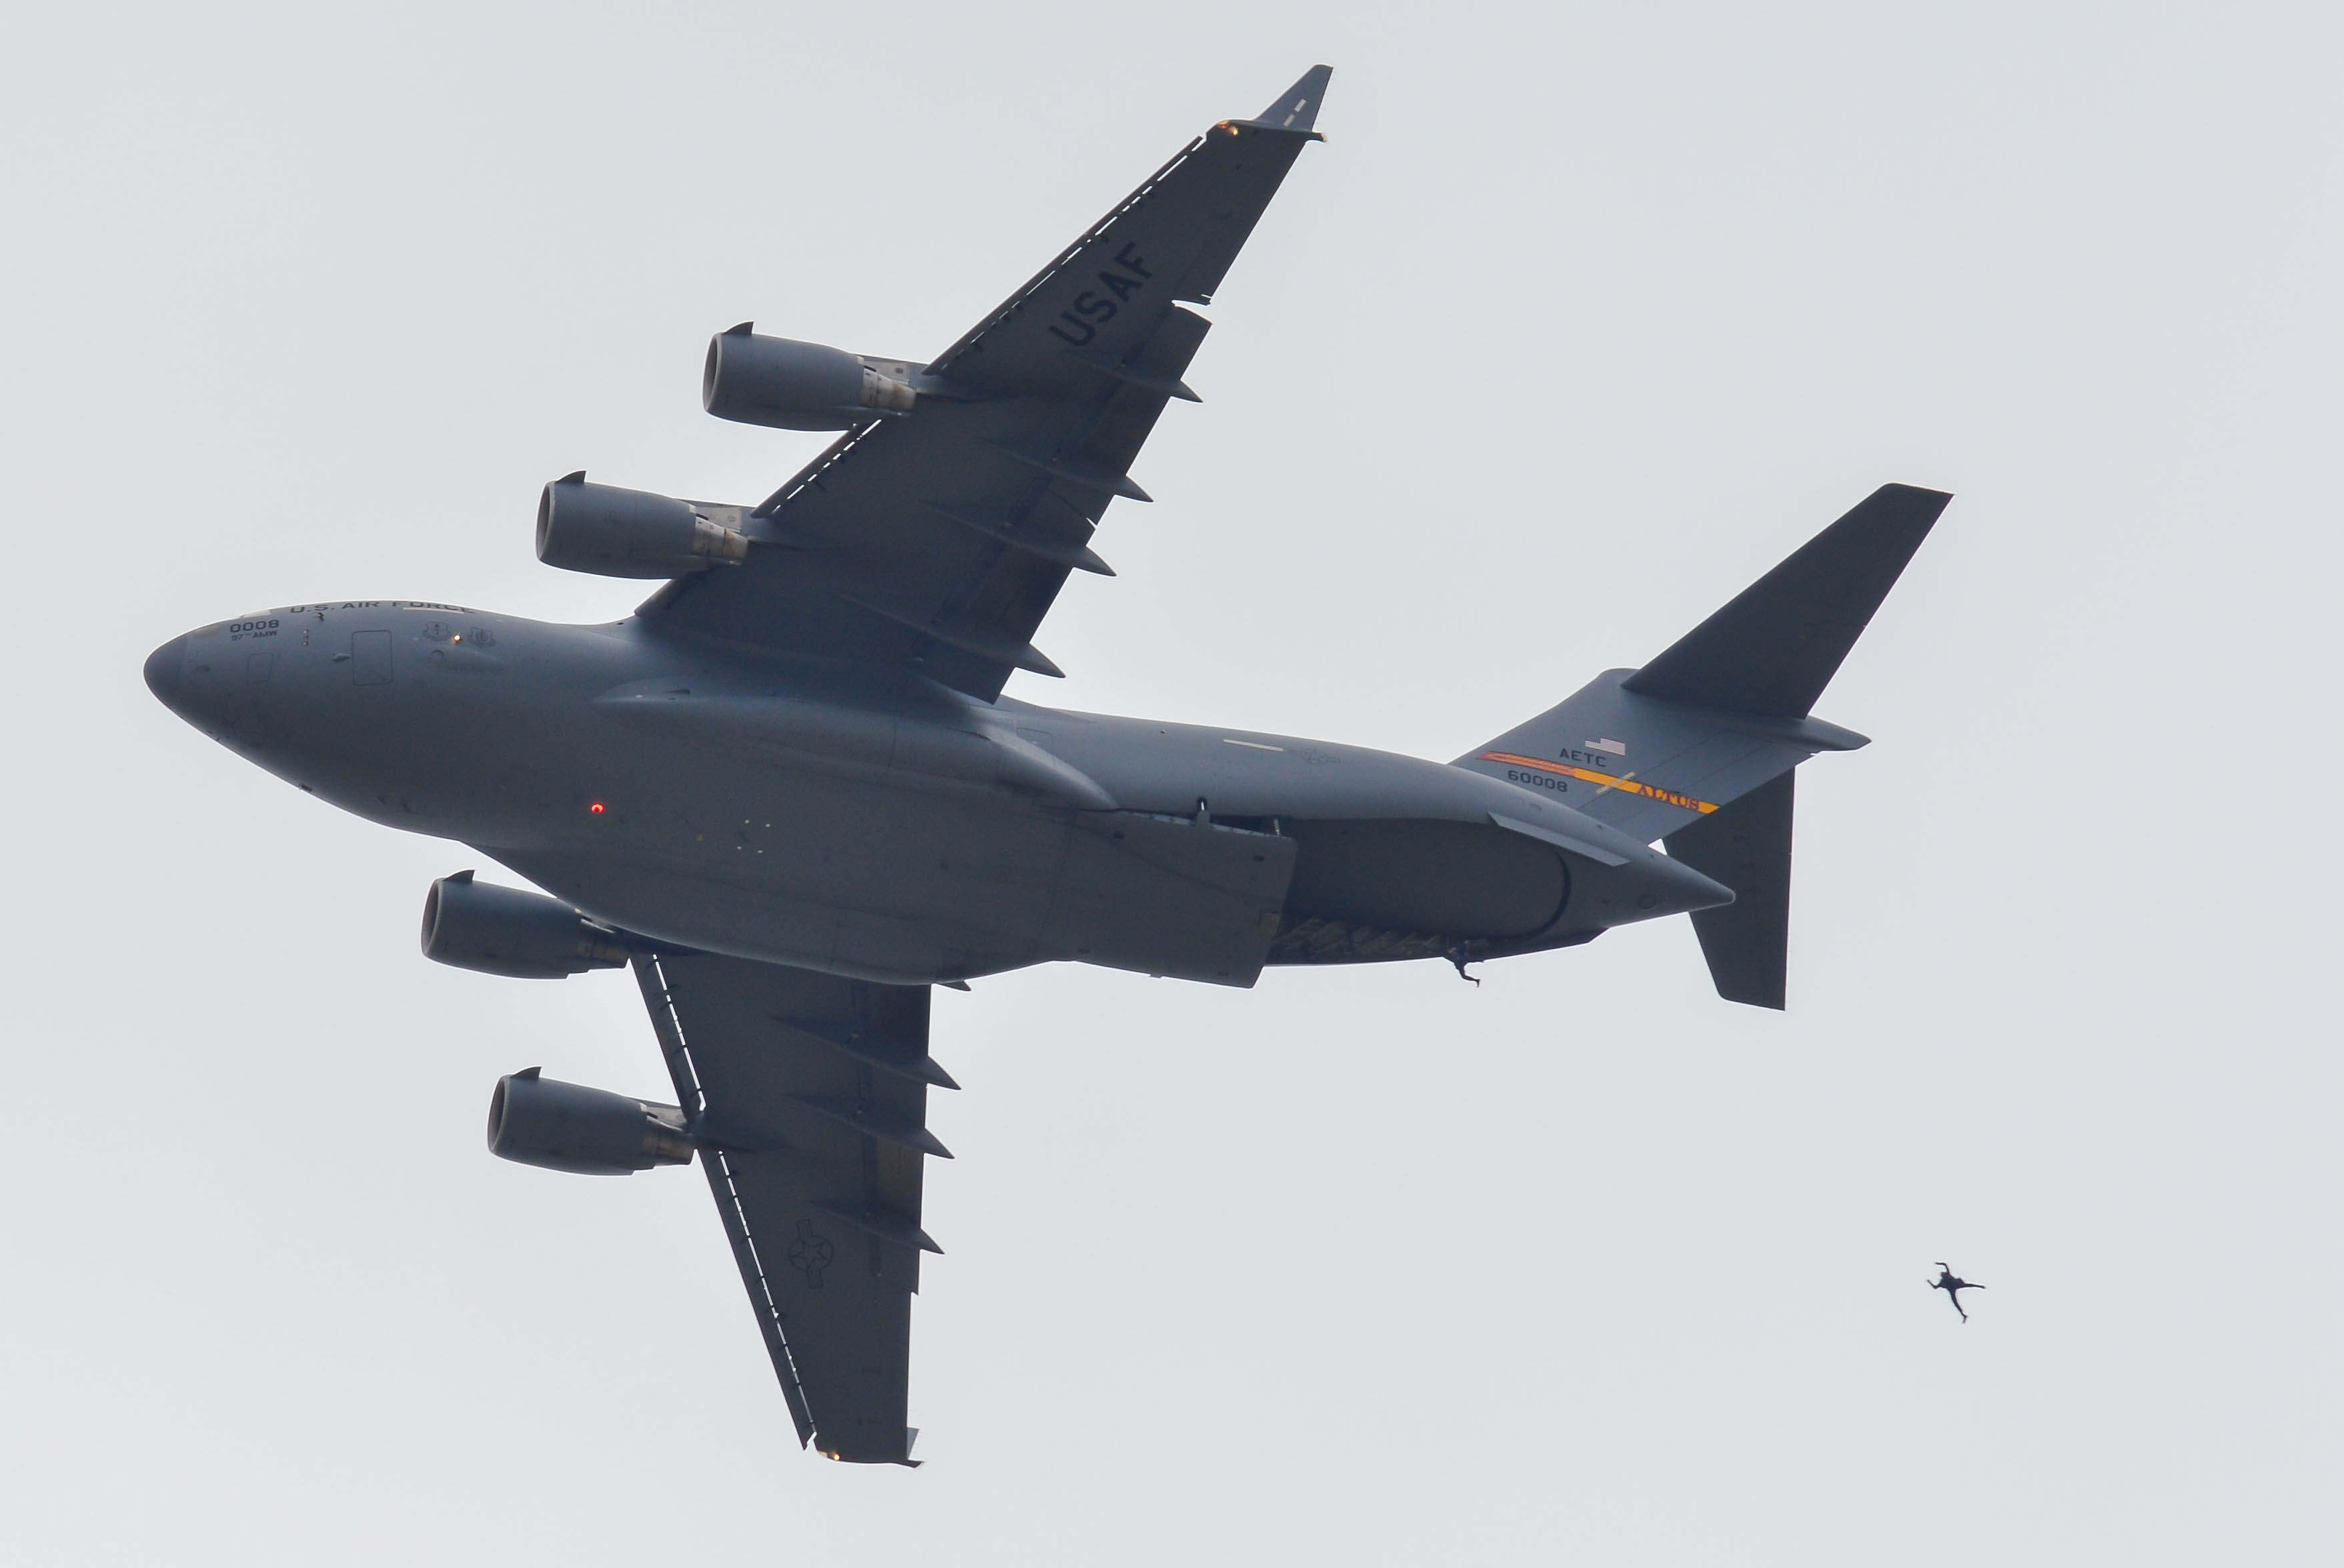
[8,3,2341,1562]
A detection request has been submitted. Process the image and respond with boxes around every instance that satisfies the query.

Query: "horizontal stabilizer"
[1625,484,1950,718]
[1664,770,1794,1009]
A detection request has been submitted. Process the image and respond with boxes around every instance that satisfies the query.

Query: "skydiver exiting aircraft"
[1928,1263,1984,1322]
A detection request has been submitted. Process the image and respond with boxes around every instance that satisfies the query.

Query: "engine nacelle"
[421,870,629,980]
[702,323,920,431]
[486,1068,695,1175]
[535,474,750,580]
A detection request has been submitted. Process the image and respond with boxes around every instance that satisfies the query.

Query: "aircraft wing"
[632,952,953,1465]
[640,66,1332,700]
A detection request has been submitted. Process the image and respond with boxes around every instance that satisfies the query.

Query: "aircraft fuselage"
[146,600,1728,986]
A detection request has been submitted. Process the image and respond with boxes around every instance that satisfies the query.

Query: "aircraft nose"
[143,634,189,713]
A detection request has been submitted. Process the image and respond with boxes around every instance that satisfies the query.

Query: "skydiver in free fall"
[1928,1263,1985,1322]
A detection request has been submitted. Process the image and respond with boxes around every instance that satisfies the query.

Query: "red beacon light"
[588,802,606,814]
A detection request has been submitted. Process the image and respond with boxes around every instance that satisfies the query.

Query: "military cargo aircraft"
[145,66,1948,1465]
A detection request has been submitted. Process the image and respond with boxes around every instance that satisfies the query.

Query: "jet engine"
[702,323,920,431]
[421,870,630,979]
[534,474,750,580]
[486,1068,695,1175]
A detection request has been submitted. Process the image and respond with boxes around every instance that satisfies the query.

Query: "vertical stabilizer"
[1455,483,1950,1008]
[1663,771,1794,1009]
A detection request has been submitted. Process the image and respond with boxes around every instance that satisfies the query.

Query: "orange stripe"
[1478,752,1720,814]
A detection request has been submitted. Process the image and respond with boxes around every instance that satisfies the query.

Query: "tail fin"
[1663,771,1794,1008]
[1455,484,1950,1008]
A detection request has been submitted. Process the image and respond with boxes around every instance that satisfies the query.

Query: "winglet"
[1236,64,1333,137]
